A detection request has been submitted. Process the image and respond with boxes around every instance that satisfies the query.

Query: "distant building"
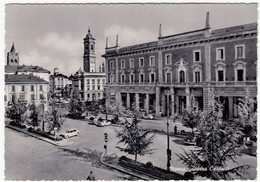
[5,43,50,110]
[71,28,106,102]
[102,12,257,119]
[49,68,72,98]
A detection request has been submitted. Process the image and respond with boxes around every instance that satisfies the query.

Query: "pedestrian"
[87,171,95,181]
[174,125,177,135]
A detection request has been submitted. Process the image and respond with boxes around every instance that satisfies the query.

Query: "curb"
[5,125,74,147]
[99,156,152,181]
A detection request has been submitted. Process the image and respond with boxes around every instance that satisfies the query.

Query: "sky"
[5,3,258,76]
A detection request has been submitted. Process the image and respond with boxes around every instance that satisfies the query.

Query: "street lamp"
[41,96,46,132]
[166,90,171,171]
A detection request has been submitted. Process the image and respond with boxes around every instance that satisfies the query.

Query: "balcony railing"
[106,81,256,87]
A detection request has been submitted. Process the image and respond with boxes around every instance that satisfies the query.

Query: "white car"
[59,128,80,139]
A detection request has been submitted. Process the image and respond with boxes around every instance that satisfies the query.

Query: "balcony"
[210,81,256,86]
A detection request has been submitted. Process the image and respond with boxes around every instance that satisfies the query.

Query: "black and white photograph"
[2,2,258,181]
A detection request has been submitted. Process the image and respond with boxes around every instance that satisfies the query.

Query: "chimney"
[106,37,108,49]
[116,34,118,47]
[159,24,162,38]
[205,11,210,29]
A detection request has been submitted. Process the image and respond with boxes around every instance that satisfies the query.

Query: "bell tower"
[7,42,19,66]
[83,27,96,72]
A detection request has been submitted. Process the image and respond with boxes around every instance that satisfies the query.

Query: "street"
[5,116,257,180]
[5,128,137,181]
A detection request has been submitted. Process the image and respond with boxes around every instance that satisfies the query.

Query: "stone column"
[186,87,190,112]
[155,87,161,116]
[176,95,179,114]
[105,89,111,111]
[228,96,233,120]
[171,87,175,117]
[145,93,150,113]
[161,93,166,116]
[158,50,163,82]
[205,44,211,82]
[115,57,119,83]
[126,93,130,108]
[135,93,140,110]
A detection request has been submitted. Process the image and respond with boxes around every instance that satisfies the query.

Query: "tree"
[237,96,257,141]
[68,97,86,118]
[6,99,28,125]
[178,101,250,180]
[47,102,65,135]
[28,104,42,129]
[181,95,202,133]
[115,115,155,162]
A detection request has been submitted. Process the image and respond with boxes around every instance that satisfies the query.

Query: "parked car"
[93,117,111,127]
[59,128,80,139]
[140,109,154,120]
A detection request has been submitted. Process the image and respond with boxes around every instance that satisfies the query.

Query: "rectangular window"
[216,48,225,60]
[140,74,144,83]
[194,50,201,62]
[92,85,95,90]
[40,85,43,91]
[97,85,100,90]
[21,85,25,92]
[139,58,144,67]
[20,94,26,101]
[236,45,245,58]
[218,70,224,81]
[130,59,134,68]
[87,79,90,84]
[166,73,171,83]
[195,71,200,82]
[11,85,15,92]
[92,79,95,84]
[130,75,134,83]
[31,94,35,101]
[102,79,105,84]
[98,93,100,98]
[165,54,171,65]
[87,94,90,98]
[110,61,114,69]
[150,73,155,82]
[237,69,244,81]
[97,79,100,84]
[87,86,90,91]
[150,56,155,66]
[31,85,34,91]
[121,75,125,83]
[121,60,125,69]
[40,94,44,100]
[4,95,7,102]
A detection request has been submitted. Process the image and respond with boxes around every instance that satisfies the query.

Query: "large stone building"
[102,12,257,119]
[5,43,50,110]
[49,68,72,98]
[71,28,106,102]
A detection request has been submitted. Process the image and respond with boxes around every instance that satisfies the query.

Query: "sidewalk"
[99,155,156,181]
[5,124,74,147]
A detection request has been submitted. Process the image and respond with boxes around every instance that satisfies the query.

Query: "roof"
[5,74,48,84]
[52,73,68,78]
[103,22,257,57]
[5,65,51,74]
[10,43,16,52]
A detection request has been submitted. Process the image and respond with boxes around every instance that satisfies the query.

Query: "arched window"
[180,71,185,83]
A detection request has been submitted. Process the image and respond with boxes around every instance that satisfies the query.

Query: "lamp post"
[166,90,171,171]
[41,96,46,132]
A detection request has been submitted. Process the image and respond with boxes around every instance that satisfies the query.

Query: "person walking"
[87,171,95,181]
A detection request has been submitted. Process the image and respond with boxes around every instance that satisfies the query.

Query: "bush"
[9,121,26,129]
[89,117,94,121]
[119,156,127,161]
[146,161,153,168]
[36,128,41,132]
[184,172,194,180]
[28,127,34,132]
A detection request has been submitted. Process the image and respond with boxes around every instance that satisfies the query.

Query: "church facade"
[102,12,257,119]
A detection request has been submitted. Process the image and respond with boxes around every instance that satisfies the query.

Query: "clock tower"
[83,28,96,72]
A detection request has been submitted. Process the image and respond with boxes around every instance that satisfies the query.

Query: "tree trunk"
[135,154,137,162]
